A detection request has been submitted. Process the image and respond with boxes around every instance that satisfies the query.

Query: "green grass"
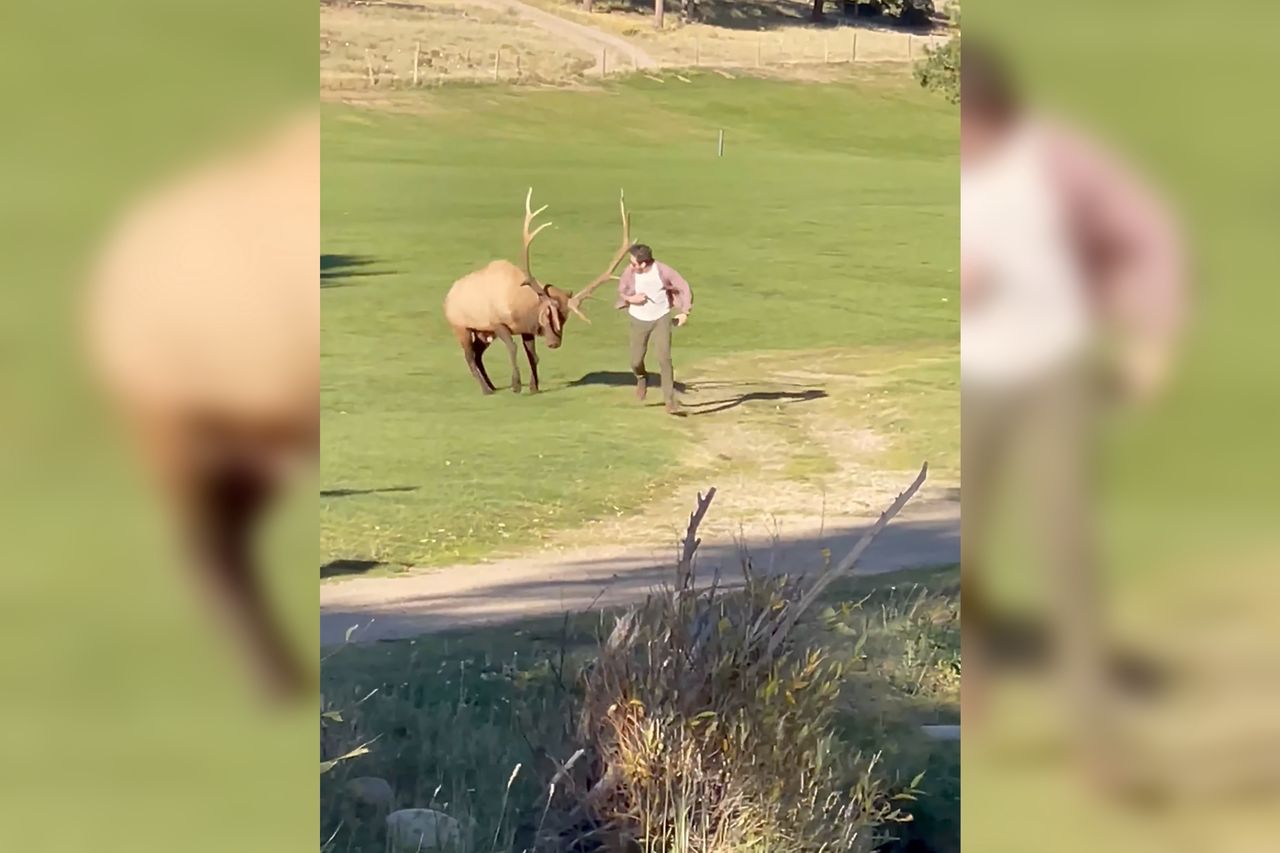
[322,70,957,569]
[320,564,959,853]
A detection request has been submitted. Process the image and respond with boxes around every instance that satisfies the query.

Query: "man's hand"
[627,293,649,306]
[674,313,688,327]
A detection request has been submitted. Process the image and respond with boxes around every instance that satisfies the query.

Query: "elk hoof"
[511,382,522,394]
[526,385,540,395]
[481,386,495,396]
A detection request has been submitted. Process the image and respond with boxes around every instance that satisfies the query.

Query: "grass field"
[321,67,957,571]
[320,564,960,852]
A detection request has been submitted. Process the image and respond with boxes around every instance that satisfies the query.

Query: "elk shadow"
[321,558,385,579]
[321,254,394,287]
[688,388,828,416]
[322,485,420,498]
[564,371,691,395]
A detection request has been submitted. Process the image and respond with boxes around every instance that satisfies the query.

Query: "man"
[960,40,1185,771]
[615,243,694,415]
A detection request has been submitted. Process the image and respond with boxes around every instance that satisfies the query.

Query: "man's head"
[628,243,654,272]
[961,40,1020,158]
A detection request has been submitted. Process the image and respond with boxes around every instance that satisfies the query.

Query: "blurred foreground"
[962,3,1279,851]
[0,1,317,850]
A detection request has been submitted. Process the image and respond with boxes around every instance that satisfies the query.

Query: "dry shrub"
[570,473,927,852]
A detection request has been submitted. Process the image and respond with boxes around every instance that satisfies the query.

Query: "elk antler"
[567,189,631,324]
[521,187,552,297]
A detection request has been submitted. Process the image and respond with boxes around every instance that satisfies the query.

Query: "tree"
[811,0,826,23]
[913,3,959,102]
[655,0,665,29]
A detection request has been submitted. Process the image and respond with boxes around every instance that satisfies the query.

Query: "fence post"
[851,32,858,63]
[695,37,700,66]
[824,36,829,64]
[365,49,376,86]
[717,129,724,158]
[516,52,522,79]
[601,49,607,77]
[493,51,500,81]
[908,34,914,60]
[756,33,762,67]
[413,42,421,86]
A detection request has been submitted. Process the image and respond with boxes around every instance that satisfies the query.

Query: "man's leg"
[960,382,1018,723]
[1021,365,1109,756]
[651,314,677,411]
[630,316,654,401]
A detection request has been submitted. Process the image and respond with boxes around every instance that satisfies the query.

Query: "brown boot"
[635,375,647,402]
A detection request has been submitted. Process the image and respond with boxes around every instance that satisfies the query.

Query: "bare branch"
[676,487,717,591]
[765,462,928,658]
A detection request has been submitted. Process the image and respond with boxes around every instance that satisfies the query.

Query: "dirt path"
[321,349,959,644]
[321,492,958,645]
[472,0,658,72]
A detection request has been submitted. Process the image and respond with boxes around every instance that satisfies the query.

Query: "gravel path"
[473,0,659,72]
[321,495,958,644]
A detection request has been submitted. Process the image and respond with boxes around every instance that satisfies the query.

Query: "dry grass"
[531,346,958,555]
[321,1,595,91]
[566,484,929,852]
[320,0,950,94]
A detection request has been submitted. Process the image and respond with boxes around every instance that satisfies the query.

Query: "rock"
[345,776,394,809]
[385,808,462,852]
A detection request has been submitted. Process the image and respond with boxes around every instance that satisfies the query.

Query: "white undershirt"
[961,119,1092,389]
[628,264,671,322]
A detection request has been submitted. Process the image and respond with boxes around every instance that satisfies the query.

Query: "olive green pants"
[629,314,674,402]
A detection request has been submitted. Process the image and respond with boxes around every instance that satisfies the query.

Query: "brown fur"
[442,259,575,394]
[84,111,318,702]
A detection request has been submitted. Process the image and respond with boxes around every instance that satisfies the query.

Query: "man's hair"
[629,243,654,265]
[961,39,1019,125]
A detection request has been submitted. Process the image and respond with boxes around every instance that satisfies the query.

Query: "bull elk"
[85,112,318,701]
[442,188,630,394]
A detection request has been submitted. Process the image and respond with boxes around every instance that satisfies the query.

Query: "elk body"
[85,112,319,701]
[442,188,630,394]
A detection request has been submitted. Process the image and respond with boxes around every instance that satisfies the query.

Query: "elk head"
[520,187,631,348]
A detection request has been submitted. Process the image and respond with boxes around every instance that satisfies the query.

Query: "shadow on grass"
[563,370,691,394]
[322,485,420,498]
[689,387,828,415]
[321,558,385,579]
[562,371,829,415]
[321,253,394,287]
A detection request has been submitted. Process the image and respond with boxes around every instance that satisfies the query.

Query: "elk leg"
[184,460,308,701]
[453,326,494,394]
[492,325,522,393]
[472,337,498,392]
[520,333,541,393]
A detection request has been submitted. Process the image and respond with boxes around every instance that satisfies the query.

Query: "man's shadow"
[563,371,827,416]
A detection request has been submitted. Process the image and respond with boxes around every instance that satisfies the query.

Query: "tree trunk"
[654,0,665,29]
[582,0,593,10]
[811,0,825,22]
[682,0,696,22]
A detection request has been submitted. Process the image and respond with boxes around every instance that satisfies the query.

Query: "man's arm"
[659,263,693,314]
[614,267,636,310]
[1047,121,1186,398]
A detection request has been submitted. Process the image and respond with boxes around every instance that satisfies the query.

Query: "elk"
[443,188,631,394]
[84,111,318,702]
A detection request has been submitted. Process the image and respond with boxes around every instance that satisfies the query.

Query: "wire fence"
[322,28,949,90]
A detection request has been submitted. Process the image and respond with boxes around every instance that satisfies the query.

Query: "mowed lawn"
[322,70,957,569]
